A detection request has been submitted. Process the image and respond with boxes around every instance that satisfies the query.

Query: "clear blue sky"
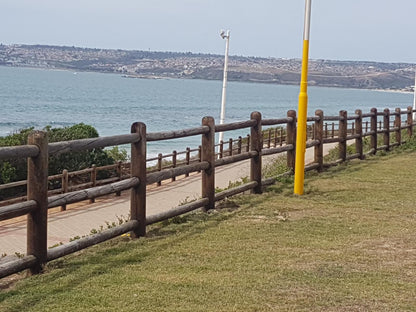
[2,0,416,63]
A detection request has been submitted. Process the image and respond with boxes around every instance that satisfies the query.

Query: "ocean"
[0,66,413,158]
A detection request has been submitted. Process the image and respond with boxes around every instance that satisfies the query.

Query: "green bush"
[0,124,116,200]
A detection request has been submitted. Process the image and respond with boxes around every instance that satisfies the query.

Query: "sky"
[2,0,416,63]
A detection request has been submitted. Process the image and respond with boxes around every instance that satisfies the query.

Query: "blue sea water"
[0,66,412,158]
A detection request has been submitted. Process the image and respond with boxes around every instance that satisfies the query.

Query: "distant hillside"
[0,44,414,91]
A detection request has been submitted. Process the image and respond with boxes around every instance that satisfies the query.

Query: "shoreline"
[1,64,413,95]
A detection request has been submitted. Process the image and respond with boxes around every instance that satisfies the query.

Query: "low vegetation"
[0,124,122,200]
[1,137,415,311]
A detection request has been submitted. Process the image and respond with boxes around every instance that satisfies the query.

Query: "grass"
[1,145,416,311]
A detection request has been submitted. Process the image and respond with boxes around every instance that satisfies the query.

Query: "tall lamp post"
[413,70,416,120]
[218,30,230,148]
[294,0,312,195]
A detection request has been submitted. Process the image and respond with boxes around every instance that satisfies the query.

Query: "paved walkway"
[0,144,335,255]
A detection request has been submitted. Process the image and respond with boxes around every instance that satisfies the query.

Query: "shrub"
[0,124,116,200]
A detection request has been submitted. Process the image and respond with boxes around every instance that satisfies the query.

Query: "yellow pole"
[294,0,312,195]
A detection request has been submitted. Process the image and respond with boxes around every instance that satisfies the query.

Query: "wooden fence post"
[157,153,163,186]
[238,136,242,154]
[198,145,202,173]
[185,147,190,177]
[61,169,68,211]
[286,110,297,171]
[370,108,378,154]
[228,138,233,156]
[394,108,402,145]
[201,116,215,212]
[250,111,262,194]
[314,110,324,172]
[171,150,177,182]
[90,164,97,204]
[311,123,315,140]
[355,109,363,159]
[407,106,413,137]
[27,131,48,275]
[383,108,390,151]
[339,110,347,161]
[219,140,224,158]
[116,161,122,196]
[246,134,250,152]
[130,122,147,237]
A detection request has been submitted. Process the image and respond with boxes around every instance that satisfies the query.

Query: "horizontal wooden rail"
[262,171,293,187]
[0,196,27,207]
[0,200,38,221]
[48,173,63,180]
[97,163,119,171]
[67,182,94,192]
[0,255,37,279]
[323,115,342,121]
[215,151,257,167]
[147,126,209,141]
[346,153,361,161]
[363,130,376,136]
[377,129,389,134]
[68,167,93,177]
[346,134,361,140]
[261,144,293,156]
[0,145,39,160]
[47,220,139,261]
[262,117,292,126]
[322,137,340,144]
[95,177,120,186]
[215,120,256,132]
[146,198,209,225]
[0,180,27,190]
[146,162,209,185]
[305,162,320,171]
[306,140,320,148]
[214,181,258,202]
[47,178,140,209]
[361,113,374,118]
[346,115,359,120]
[49,133,141,155]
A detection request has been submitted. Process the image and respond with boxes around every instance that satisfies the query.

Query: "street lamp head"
[220,29,230,39]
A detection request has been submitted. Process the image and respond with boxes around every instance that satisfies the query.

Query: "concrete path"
[0,144,336,255]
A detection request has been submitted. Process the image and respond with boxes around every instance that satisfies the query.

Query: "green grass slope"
[1,147,415,311]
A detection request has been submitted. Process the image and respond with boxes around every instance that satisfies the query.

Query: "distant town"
[0,44,415,92]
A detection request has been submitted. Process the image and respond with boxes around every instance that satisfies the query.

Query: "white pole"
[219,30,230,148]
[413,70,416,120]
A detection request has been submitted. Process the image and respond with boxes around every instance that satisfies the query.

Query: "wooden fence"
[0,106,414,278]
[0,111,376,206]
